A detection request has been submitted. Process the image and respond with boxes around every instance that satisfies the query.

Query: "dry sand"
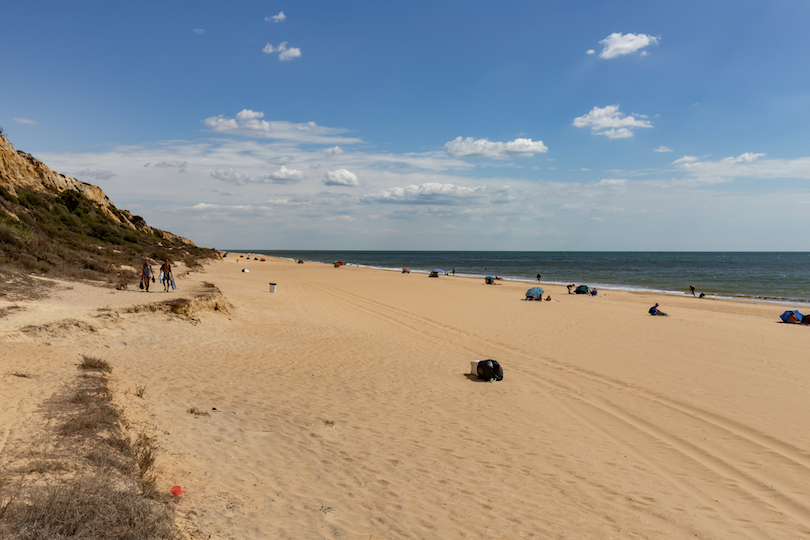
[2,256,809,539]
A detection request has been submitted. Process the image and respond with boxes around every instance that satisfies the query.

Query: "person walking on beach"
[690,285,696,296]
[141,259,154,292]
[161,259,172,292]
[452,267,456,276]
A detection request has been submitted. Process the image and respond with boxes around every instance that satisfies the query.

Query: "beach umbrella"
[432,269,444,274]
[526,287,544,298]
[780,309,804,323]
[486,275,496,280]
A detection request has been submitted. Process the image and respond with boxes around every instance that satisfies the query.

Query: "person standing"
[536,273,542,281]
[690,285,696,296]
[161,259,172,292]
[142,259,154,292]
[452,267,456,276]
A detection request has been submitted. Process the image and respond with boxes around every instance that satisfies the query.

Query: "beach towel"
[159,269,164,283]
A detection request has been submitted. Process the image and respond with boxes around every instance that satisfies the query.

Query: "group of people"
[141,258,173,292]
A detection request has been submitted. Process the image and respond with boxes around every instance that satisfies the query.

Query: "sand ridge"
[2,256,809,539]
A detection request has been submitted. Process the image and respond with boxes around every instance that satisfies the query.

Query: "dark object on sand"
[477,359,504,381]
[402,268,410,273]
[429,269,444,277]
[574,285,590,295]
[526,287,544,299]
[780,309,804,323]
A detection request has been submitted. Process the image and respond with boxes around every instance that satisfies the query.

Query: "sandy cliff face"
[0,135,193,245]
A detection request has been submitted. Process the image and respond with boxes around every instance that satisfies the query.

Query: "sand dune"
[2,256,809,539]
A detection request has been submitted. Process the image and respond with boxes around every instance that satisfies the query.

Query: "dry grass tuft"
[79,355,111,372]
[134,384,147,398]
[0,476,177,539]
[9,372,30,378]
[0,355,178,538]
[186,407,210,417]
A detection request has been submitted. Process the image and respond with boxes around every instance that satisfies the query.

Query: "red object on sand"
[170,485,186,496]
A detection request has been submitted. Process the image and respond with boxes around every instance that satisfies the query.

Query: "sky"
[2,0,809,251]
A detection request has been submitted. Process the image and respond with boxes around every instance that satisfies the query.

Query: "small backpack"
[476,359,504,381]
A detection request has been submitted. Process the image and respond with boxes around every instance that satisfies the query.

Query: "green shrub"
[0,185,18,203]
[18,190,50,210]
[56,189,88,213]
[0,224,22,247]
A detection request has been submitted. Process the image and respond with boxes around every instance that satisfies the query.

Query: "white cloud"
[13,118,38,125]
[586,49,595,55]
[154,161,187,168]
[193,28,204,34]
[445,136,548,157]
[212,165,303,185]
[670,152,810,185]
[653,145,673,153]
[202,111,361,144]
[266,11,286,23]
[235,109,264,122]
[74,169,116,181]
[596,178,626,187]
[263,41,301,61]
[261,165,304,184]
[573,105,652,139]
[723,152,765,163]
[276,155,295,164]
[362,183,487,205]
[211,168,249,185]
[324,146,345,155]
[597,32,660,59]
[323,169,359,187]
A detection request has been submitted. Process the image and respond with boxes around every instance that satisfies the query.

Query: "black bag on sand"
[477,359,504,381]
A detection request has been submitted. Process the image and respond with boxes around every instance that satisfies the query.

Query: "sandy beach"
[2,256,809,539]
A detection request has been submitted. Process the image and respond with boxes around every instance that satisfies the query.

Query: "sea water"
[233,251,810,304]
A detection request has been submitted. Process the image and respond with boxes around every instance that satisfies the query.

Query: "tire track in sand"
[305,280,810,537]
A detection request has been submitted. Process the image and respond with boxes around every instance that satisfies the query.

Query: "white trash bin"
[269,283,277,293]
[470,361,480,376]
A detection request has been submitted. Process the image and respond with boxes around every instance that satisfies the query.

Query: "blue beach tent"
[780,309,804,323]
[574,285,590,295]
[526,287,544,299]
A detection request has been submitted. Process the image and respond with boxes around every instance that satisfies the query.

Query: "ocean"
[231,251,810,305]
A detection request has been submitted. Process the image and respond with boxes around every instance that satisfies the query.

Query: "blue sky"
[2,1,809,250]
